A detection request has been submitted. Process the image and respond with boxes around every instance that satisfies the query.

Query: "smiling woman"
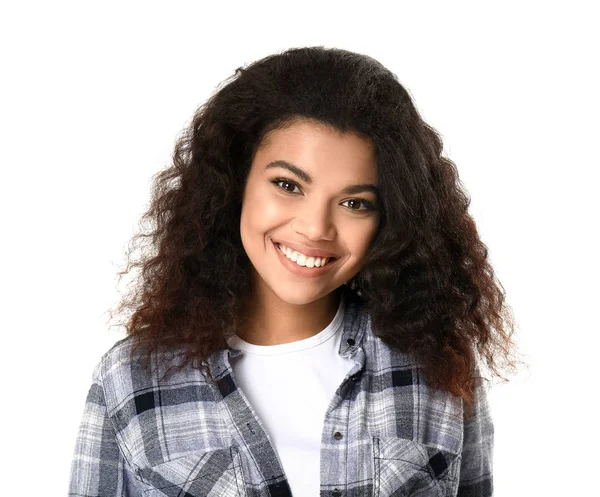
[69,46,520,497]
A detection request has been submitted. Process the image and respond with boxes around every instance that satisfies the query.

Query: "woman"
[69,46,519,497]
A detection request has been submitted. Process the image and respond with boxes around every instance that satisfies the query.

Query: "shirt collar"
[207,291,368,380]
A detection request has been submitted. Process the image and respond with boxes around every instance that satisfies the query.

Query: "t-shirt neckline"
[227,294,346,356]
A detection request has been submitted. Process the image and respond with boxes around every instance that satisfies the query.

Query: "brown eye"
[272,179,302,194]
[342,198,377,212]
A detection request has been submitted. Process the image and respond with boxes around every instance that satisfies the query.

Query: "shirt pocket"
[372,437,458,497]
[139,446,246,497]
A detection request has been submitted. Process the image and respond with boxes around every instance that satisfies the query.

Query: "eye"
[271,178,302,194]
[270,178,378,213]
[341,198,377,212]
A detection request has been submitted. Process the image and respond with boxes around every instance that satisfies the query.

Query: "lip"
[271,239,340,258]
[272,240,339,278]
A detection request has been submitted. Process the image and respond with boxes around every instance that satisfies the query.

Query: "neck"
[238,287,342,346]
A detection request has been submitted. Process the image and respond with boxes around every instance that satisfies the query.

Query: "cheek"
[249,191,289,221]
[240,189,286,238]
[345,223,378,259]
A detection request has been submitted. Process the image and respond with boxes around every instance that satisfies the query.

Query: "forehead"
[253,119,377,181]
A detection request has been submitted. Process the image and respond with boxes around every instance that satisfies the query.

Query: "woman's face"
[240,119,380,306]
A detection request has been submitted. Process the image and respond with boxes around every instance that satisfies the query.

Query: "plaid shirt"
[69,297,494,497]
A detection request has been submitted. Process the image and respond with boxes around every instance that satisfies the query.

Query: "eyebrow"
[264,160,380,197]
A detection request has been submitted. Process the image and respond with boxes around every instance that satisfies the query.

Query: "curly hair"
[109,46,521,418]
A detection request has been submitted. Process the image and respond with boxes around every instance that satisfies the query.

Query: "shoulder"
[91,336,213,417]
[91,336,137,382]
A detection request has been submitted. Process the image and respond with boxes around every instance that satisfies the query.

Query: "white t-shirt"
[226,295,355,497]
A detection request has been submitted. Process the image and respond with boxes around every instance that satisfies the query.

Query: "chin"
[270,285,342,306]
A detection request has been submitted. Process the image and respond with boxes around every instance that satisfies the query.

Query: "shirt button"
[350,373,361,383]
[332,489,342,497]
[333,431,343,440]
[346,338,355,346]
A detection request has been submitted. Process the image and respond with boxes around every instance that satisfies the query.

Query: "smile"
[276,243,333,267]
[272,241,339,277]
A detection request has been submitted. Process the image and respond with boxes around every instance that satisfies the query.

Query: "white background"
[1,1,598,495]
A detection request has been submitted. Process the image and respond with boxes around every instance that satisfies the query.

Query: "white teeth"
[277,243,330,268]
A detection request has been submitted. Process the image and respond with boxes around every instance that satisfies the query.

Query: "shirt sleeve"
[68,361,142,497]
[457,376,495,497]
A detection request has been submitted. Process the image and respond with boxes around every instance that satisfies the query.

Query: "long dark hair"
[109,46,521,417]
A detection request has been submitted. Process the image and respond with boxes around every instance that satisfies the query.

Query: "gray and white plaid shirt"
[69,297,494,496]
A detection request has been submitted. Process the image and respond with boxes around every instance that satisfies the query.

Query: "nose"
[292,200,336,241]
